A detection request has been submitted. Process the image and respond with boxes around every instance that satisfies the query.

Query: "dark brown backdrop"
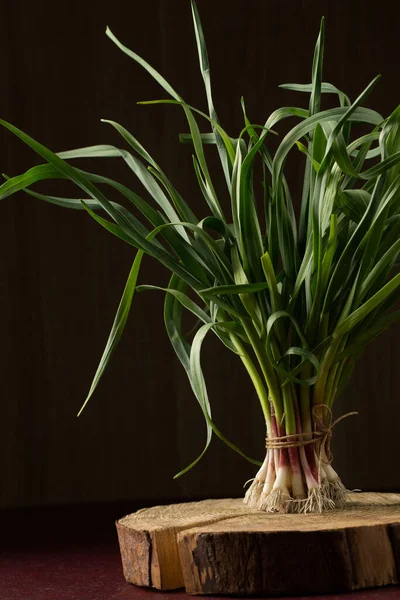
[0,0,399,509]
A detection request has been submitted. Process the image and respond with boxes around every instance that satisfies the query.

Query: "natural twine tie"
[265,404,358,465]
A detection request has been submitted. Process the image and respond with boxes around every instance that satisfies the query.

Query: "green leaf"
[295,141,321,172]
[265,311,319,385]
[163,275,212,477]
[0,164,63,200]
[335,273,400,336]
[77,250,144,416]
[163,276,260,478]
[136,283,241,353]
[309,17,325,118]
[336,189,370,223]
[101,119,198,225]
[356,238,400,306]
[106,27,180,99]
[139,99,235,165]
[231,134,265,281]
[190,0,232,186]
[106,27,225,221]
[190,322,261,465]
[0,120,216,292]
[201,282,269,295]
[179,132,219,144]
[230,246,264,326]
[272,106,383,191]
[279,82,350,106]
[261,251,281,312]
[81,201,145,248]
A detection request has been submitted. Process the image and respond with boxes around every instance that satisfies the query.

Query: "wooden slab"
[116,498,261,590]
[116,493,400,594]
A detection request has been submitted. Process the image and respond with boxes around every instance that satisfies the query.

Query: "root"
[246,482,346,514]
[326,478,349,508]
[263,487,335,514]
[243,478,263,508]
[243,452,270,509]
[297,487,335,514]
[320,478,332,499]
[319,476,349,508]
[258,488,291,513]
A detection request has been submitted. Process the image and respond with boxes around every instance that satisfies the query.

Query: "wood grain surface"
[117,493,400,595]
[116,498,261,590]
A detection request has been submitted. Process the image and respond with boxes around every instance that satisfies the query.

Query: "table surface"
[1,502,400,600]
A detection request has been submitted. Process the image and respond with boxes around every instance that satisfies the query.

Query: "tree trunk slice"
[116,493,400,595]
[116,498,261,590]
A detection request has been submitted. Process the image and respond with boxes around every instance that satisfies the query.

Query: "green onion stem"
[241,318,283,422]
[300,364,313,433]
[325,360,339,407]
[313,336,342,406]
[230,332,271,427]
[282,384,296,436]
[328,357,347,408]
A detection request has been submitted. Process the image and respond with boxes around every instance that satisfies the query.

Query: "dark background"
[0,0,399,510]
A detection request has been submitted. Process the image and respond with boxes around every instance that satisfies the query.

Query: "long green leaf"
[190,0,232,186]
[201,282,269,295]
[190,322,261,465]
[77,251,144,416]
[335,273,400,336]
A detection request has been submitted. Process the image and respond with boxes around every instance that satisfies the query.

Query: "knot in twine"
[265,404,358,466]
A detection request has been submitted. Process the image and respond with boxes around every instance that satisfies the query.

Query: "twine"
[265,404,358,466]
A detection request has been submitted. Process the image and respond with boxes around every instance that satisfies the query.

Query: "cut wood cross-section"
[116,493,400,595]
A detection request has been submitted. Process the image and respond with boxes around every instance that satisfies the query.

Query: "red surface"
[1,503,400,600]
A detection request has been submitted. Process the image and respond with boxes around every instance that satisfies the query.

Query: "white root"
[261,451,276,495]
[326,478,348,508]
[245,478,347,513]
[243,453,268,508]
[258,488,291,512]
[257,465,291,512]
[297,487,335,514]
[319,448,349,508]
